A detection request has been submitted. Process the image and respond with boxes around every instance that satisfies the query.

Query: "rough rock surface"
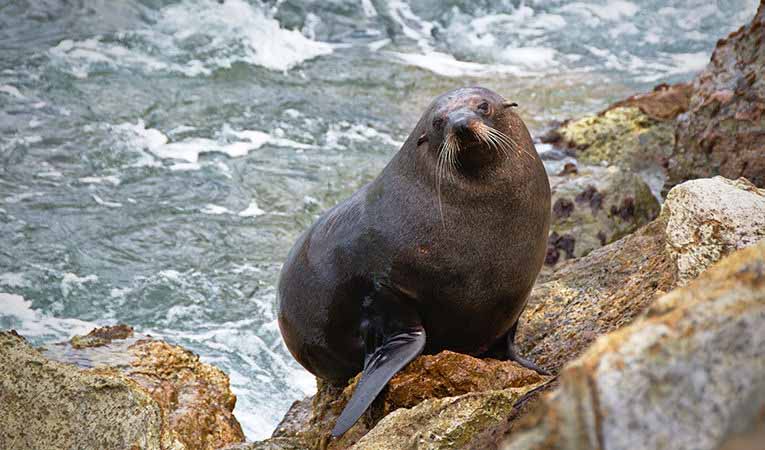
[669,2,765,189]
[545,165,660,268]
[519,215,676,374]
[352,386,541,450]
[520,176,765,374]
[0,330,166,450]
[663,177,765,283]
[1,327,244,450]
[503,240,765,450]
[234,352,547,450]
[126,339,245,450]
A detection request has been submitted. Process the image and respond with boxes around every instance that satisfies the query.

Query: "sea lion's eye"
[477,101,491,115]
[432,117,445,129]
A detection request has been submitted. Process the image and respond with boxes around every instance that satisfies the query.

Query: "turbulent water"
[0,0,757,440]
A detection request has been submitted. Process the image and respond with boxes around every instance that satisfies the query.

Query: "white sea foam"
[79,175,121,186]
[0,293,97,339]
[60,273,99,298]
[49,0,333,77]
[112,121,314,164]
[238,200,266,217]
[0,273,28,288]
[200,204,231,215]
[0,84,24,99]
[92,194,123,208]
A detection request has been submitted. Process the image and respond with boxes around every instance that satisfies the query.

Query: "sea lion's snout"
[446,109,480,141]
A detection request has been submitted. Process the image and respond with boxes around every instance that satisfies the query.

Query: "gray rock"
[504,241,765,450]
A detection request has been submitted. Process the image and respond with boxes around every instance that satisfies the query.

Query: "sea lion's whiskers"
[446,133,460,180]
[487,127,534,161]
[435,138,448,228]
[477,123,512,159]
[492,127,535,161]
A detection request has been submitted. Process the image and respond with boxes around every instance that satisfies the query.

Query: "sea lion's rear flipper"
[331,285,425,437]
[506,321,550,375]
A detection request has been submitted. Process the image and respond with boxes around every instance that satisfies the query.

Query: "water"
[0,0,757,440]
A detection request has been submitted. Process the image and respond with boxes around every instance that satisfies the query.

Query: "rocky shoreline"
[2,3,764,450]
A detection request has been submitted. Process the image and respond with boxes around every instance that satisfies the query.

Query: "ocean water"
[0,0,757,440]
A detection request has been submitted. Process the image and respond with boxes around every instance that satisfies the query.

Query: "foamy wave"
[0,293,97,340]
[379,0,757,81]
[49,0,333,78]
[110,121,312,164]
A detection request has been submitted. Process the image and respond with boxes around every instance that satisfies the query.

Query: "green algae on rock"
[541,83,692,176]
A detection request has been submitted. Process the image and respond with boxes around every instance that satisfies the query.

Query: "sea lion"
[277,86,551,436]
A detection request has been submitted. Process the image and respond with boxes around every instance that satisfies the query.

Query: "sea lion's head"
[417,86,526,175]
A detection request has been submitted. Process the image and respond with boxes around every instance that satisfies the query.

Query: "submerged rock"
[503,240,765,450]
[520,176,765,374]
[0,327,244,450]
[669,2,765,189]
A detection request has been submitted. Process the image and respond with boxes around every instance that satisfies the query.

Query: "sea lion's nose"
[448,111,478,139]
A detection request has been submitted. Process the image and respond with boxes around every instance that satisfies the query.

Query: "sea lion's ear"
[417,133,428,146]
[503,101,519,108]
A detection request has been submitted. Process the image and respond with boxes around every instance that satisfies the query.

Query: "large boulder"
[0,326,244,450]
[0,330,166,450]
[503,240,765,450]
[519,176,765,374]
[663,177,765,283]
[668,1,765,189]
[545,165,660,269]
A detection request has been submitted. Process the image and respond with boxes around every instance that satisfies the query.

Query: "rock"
[668,2,765,189]
[242,352,548,450]
[125,339,245,450]
[520,176,765,373]
[0,330,166,450]
[70,324,134,349]
[381,351,545,416]
[0,326,245,450]
[503,240,765,450]
[352,386,543,450]
[271,397,312,438]
[607,82,694,121]
[545,165,660,269]
[520,215,677,374]
[663,177,765,283]
[541,83,692,179]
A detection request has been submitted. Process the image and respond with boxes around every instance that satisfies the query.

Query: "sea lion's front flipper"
[331,285,425,437]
